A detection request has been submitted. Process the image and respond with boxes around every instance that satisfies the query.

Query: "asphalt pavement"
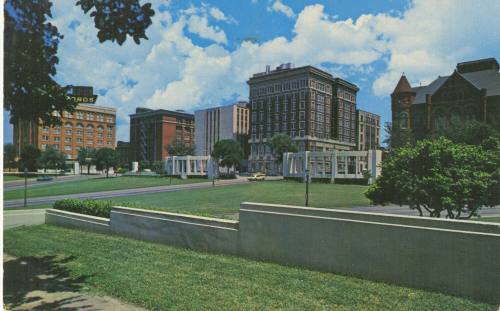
[3,174,104,191]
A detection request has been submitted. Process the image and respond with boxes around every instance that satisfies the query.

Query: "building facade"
[247,64,358,173]
[129,108,194,163]
[356,109,380,151]
[194,102,250,157]
[13,86,116,160]
[116,141,131,168]
[392,58,500,136]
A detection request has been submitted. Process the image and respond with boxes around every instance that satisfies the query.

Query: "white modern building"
[195,102,250,157]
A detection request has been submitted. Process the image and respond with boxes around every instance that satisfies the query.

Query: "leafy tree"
[4,0,73,125]
[39,147,67,172]
[383,122,415,150]
[3,143,18,169]
[431,119,499,147]
[166,143,195,156]
[211,139,243,175]
[366,137,499,219]
[267,133,298,164]
[77,147,96,175]
[4,0,154,125]
[151,161,164,174]
[95,148,118,177]
[18,145,42,172]
[77,0,154,45]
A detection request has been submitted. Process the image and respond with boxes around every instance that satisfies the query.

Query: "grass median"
[107,180,371,219]
[3,176,207,200]
[4,225,495,311]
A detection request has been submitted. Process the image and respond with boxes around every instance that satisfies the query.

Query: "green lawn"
[3,175,28,182]
[109,180,371,219]
[474,217,500,223]
[3,176,207,200]
[4,225,495,311]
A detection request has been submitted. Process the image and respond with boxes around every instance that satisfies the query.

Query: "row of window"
[43,124,113,131]
[64,111,115,123]
[41,141,113,151]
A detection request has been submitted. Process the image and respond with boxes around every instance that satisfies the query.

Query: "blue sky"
[4,0,500,143]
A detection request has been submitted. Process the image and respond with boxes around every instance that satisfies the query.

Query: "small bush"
[53,199,112,218]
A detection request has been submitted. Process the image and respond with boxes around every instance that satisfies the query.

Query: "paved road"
[4,178,250,209]
[349,204,500,217]
[3,174,104,190]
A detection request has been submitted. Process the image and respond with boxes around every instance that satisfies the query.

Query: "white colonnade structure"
[164,156,217,178]
[283,150,382,184]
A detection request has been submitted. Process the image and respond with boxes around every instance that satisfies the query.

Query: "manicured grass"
[4,225,495,311]
[109,180,371,219]
[475,217,500,223]
[3,176,207,200]
[3,175,27,182]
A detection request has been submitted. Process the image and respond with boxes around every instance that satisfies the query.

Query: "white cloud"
[48,0,500,142]
[267,0,295,18]
[209,7,237,24]
[187,15,228,45]
[371,0,500,96]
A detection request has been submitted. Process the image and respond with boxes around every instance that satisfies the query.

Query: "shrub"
[53,199,113,218]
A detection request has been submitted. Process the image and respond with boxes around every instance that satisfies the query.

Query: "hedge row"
[53,199,113,218]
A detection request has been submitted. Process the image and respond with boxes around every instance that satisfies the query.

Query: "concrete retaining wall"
[110,206,239,255]
[27,205,500,304]
[46,209,110,234]
[4,209,46,229]
[239,203,500,304]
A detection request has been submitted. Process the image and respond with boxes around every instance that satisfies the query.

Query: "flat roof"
[130,108,194,119]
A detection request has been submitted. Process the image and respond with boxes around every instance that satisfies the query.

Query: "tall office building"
[247,63,358,173]
[129,108,194,162]
[13,86,116,160]
[194,102,250,157]
[356,109,380,151]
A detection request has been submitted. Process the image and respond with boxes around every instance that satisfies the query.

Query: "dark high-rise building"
[247,63,358,173]
[391,58,500,136]
[129,108,194,163]
[116,141,131,168]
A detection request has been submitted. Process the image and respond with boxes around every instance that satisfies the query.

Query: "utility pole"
[24,167,28,208]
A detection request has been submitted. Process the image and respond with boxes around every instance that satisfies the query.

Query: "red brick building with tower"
[391,58,500,137]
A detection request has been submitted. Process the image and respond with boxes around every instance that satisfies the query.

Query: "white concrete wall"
[33,205,500,304]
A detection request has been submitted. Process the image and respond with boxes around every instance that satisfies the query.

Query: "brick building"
[392,58,500,137]
[247,64,358,173]
[129,108,194,163]
[13,86,116,160]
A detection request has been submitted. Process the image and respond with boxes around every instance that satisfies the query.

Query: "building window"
[299,130,305,137]
[42,135,49,141]
[106,141,112,145]
[54,137,61,142]
[399,112,409,129]
[64,111,72,118]
[87,140,93,145]
[97,126,104,132]
[43,126,49,132]
[76,112,84,119]
[53,128,61,134]
[77,138,83,143]
[106,116,114,123]
[52,144,59,150]
[65,137,72,143]
[87,113,94,120]
[65,129,72,135]
[107,133,112,138]
[41,144,48,150]
[65,145,72,151]
[97,114,104,122]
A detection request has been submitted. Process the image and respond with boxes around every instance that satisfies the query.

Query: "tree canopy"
[4,0,154,125]
[211,139,243,174]
[18,145,42,171]
[95,148,118,177]
[3,144,17,169]
[267,133,298,164]
[366,137,499,219]
[77,147,96,175]
[166,143,195,156]
[39,146,67,171]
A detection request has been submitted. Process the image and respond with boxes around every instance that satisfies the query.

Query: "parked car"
[37,175,54,182]
[248,172,266,181]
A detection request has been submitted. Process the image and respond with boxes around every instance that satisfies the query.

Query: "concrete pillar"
[355,156,360,178]
[186,156,191,175]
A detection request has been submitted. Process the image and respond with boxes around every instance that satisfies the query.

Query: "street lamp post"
[24,168,28,207]
[305,168,309,207]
